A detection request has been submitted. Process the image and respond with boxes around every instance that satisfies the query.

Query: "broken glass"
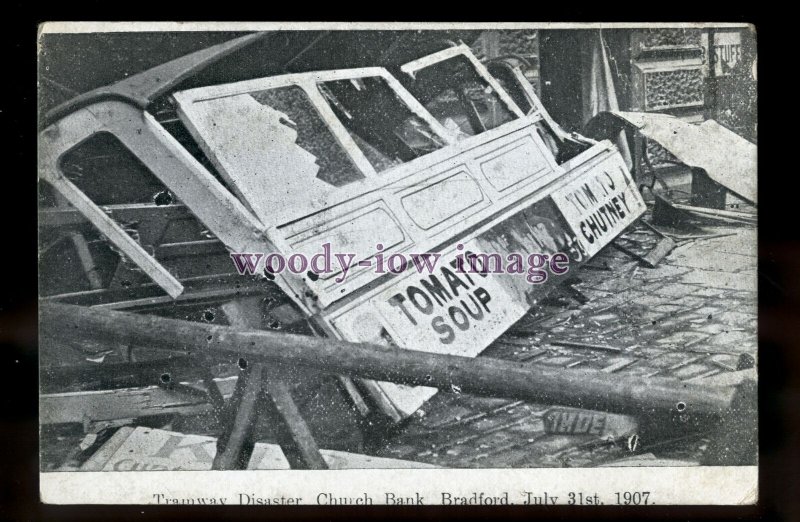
[485,62,534,115]
[250,85,365,187]
[318,77,447,173]
[403,55,517,139]
[485,61,592,164]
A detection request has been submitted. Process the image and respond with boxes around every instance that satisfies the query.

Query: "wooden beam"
[262,371,328,469]
[40,356,208,394]
[154,240,225,259]
[39,203,192,228]
[612,237,676,269]
[641,236,677,268]
[40,377,237,425]
[671,202,757,223]
[212,363,263,470]
[67,232,104,289]
[43,275,272,309]
[222,299,328,469]
[41,303,741,423]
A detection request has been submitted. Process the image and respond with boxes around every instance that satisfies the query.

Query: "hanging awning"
[585,111,757,204]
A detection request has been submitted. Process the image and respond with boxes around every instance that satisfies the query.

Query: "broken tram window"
[403,55,517,139]
[484,60,593,165]
[318,77,447,173]
[484,64,567,160]
[58,131,171,205]
[250,85,366,187]
[484,62,534,115]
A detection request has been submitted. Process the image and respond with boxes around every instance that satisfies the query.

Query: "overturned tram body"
[39,32,687,467]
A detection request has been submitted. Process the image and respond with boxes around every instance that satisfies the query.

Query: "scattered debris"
[542,407,637,438]
[612,236,676,269]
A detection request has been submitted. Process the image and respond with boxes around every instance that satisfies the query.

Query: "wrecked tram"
[38,33,664,466]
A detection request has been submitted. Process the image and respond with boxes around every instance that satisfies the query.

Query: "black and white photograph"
[36,22,758,506]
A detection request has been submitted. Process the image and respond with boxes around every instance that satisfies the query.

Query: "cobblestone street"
[378,220,757,467]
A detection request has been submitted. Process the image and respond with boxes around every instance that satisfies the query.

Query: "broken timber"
[41,303,744,425]
[219,299,327,470]
[612,237,676,269]
[652,194,756,228]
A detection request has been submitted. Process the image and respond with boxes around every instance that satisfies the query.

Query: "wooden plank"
[335,373,371,418]
[39,203,192,228]
[671,202,757,222]
[67,232,104,289]
[640,236,677,268]
[305,317,373,418]
[154,240,225,259]
[601,358,639,373]
[612,241,654,268]
[263,373,328,469]
[698,368,757,388]
[40,381,232,425]
[40,356,209,394]
[357,379,405,424]
[550,340,623,353]
[45,276,269,310]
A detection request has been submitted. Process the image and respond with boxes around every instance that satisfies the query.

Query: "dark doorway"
[538,30,588,133]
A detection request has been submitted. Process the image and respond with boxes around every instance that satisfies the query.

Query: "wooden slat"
[40,383,225,425]
[641,236,677,268]
[40,356,208,394]
[155,240,226,259]
[67,232,104,289]
[601,358,638,373]
[38,203,192,228]
[45,276,267,309]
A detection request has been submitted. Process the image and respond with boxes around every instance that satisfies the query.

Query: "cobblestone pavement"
[377,220,757,467]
